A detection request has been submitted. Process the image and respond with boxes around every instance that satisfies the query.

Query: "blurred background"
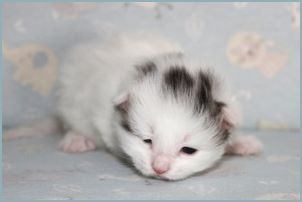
[2,2,300,131]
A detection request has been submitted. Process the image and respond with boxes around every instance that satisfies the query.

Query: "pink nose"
[152,155,170,175]
[153,166,169,175]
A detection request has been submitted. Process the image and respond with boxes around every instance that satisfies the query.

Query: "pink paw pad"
[226,135,263,156]
[59,132,96,153]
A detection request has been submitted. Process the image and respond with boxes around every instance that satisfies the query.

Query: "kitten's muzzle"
[152,155,171,175]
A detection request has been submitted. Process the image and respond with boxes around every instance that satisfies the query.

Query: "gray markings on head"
[163,66,231,144]
[135,61,157,77]
[163,66,195,97]
[194,70,214,113]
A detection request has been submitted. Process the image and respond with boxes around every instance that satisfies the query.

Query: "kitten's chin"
[135,167,177,180]
[135,164,194,181]
[139,172,181,181]
[158,173,191,181]
[136,169,155,179]
[140,169,192,181]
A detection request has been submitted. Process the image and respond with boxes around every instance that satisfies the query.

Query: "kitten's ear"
[113,92,133,132]
[220,101,240,132]
[221,110,235,132]
[113,92,129,113]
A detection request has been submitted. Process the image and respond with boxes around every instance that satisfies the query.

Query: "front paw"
[225,135,263,156]
[59,131,96,153]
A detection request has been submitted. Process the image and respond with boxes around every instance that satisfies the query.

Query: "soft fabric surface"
[3,131,300,200]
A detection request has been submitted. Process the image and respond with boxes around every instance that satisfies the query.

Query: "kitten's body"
[7,33,262,180]
[57,33,183,153]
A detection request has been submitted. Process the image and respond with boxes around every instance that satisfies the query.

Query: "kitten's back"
[56,33,182,145]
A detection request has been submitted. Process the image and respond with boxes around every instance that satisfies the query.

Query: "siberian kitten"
[7,33,263,180]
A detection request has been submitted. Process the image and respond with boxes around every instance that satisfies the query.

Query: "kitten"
[7,33,263,180]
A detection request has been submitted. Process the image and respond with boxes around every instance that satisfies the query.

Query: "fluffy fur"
[54,33,262,180]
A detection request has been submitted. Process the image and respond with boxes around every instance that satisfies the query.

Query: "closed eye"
[181,147,197,155]
[143,139,152,144]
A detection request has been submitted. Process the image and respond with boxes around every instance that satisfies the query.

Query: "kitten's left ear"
[113,92,130,113]
[217,100,241,132]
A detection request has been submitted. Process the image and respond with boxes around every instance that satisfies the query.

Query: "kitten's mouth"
[152,174,169,181]
[150,171,171,180]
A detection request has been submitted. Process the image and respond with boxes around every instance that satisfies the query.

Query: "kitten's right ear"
[113,92,129,113]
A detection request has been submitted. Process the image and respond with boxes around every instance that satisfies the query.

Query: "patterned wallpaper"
[2,2,300,130]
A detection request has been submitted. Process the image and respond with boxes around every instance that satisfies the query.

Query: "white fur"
[57,33,182,149]
[56,33,261,180]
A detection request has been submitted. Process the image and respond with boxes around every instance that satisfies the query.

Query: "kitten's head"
[114,55,238,180]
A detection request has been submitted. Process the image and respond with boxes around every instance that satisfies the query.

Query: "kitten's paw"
[225,135,263,156]
[59,131,96,153]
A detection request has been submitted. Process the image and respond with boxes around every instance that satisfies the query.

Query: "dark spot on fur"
[120,120,132,132]
[136,61,157,77]
[164,67,194,97]
[210,101,226,117]
[194,70,214,113]
[215,129,230,145]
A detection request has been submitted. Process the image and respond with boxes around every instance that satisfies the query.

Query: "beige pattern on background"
[290,2,300,32]
[3,43,58,95]
[226,32,288,78]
